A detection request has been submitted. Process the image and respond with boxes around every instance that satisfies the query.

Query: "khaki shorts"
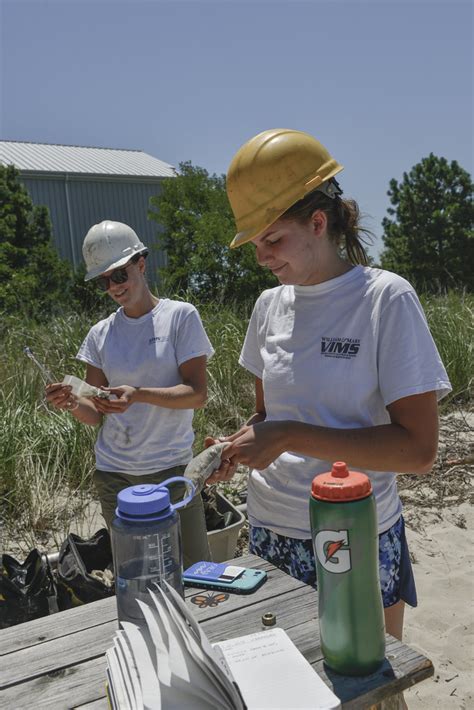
[94,466,211,568]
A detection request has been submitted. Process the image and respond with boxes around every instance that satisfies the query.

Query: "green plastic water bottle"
[310,461,385,676]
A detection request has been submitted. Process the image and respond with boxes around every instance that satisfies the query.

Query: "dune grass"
[420,292,473,406]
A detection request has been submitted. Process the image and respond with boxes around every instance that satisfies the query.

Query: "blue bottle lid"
[115,477,196,522]
[116,484,173,522]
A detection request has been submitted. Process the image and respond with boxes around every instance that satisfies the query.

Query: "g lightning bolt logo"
[314,529,351,573]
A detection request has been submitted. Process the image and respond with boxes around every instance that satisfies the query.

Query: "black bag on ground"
[0,549,58,629]
[56,528,114,610]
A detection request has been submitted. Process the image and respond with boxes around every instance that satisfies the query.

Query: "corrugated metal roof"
[0,140,176,178]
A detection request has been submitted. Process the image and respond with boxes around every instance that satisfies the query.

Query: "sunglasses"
[94,261,136,292]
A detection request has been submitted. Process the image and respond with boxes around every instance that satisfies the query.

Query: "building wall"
[21,174,167,284]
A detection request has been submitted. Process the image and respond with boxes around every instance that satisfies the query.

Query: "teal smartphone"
[183,562,267,594]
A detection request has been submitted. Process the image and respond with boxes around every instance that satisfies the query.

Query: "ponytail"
[335,198,370,266]
[282,189,372,266]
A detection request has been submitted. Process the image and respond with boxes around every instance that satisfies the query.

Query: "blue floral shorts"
[249,516,417,608]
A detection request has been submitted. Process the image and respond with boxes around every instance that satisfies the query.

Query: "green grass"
[1,292,472,554]
[420,292,473,406]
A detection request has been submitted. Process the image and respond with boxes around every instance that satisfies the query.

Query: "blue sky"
[1,0,472,257]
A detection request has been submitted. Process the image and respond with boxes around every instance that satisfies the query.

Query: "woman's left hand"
[45,383,78,412]
[222,421,287,470]
[92,385,137,414]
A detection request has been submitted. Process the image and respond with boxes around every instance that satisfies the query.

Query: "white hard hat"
[82,221,147,281]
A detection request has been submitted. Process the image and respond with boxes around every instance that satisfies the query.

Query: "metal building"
[0,140,176,283]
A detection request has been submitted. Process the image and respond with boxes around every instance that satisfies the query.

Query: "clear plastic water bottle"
[111,476,195,627]
[310,461,385,676]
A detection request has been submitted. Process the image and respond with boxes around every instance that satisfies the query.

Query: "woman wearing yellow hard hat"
[209,128,451,642]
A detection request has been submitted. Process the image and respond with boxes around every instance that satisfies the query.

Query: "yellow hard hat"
[226,128,343,248]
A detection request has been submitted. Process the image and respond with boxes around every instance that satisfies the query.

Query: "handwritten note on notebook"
[215,627,340,710]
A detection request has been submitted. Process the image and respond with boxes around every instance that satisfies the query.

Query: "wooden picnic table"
[0,553,433,709]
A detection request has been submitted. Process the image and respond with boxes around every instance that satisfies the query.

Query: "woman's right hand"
[203,435,238,484]
[45,383,78,412]
[220,421,287,470]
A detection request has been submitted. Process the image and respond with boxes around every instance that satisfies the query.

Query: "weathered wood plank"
[0,596,116,657]
[319,658,433,709]
[0,619,116,689]
[313,645,433,708]
[0,657,108,710]
[200,584,318,641]
[73,699,108,710]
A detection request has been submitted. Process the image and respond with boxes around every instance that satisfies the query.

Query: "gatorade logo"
[314,529,352,573]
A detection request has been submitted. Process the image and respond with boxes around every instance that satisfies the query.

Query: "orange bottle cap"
[311,461,372,502]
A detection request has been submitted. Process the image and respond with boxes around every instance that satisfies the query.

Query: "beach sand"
[403,502,473,709]
[400,408,473,709]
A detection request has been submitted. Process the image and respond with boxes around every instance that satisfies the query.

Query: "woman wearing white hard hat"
[208,129,451,641]
[46,220,213,566]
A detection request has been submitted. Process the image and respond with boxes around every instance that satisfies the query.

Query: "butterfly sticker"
[190,591,229,608]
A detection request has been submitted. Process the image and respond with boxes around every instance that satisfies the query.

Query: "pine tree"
[0,164,72,317]
[149,161,276,303]
[380,154,473,292]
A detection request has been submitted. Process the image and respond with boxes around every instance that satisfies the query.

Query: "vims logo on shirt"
[321,336,360,359]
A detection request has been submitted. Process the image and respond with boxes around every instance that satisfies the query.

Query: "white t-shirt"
[77,299,214,475]
[239,266,451,537]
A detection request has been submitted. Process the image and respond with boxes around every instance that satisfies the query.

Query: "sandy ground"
[403,502,473,709]
[399,408,473,709]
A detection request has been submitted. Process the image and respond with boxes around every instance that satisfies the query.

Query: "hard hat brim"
[84,249,144,281]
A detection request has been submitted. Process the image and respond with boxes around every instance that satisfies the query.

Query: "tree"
[149,162,276,303]
[0,164,72,318]
[380,154,473,292]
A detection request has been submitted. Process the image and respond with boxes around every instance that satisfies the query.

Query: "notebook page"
[216,627,341,710]
[150,587,242,709]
